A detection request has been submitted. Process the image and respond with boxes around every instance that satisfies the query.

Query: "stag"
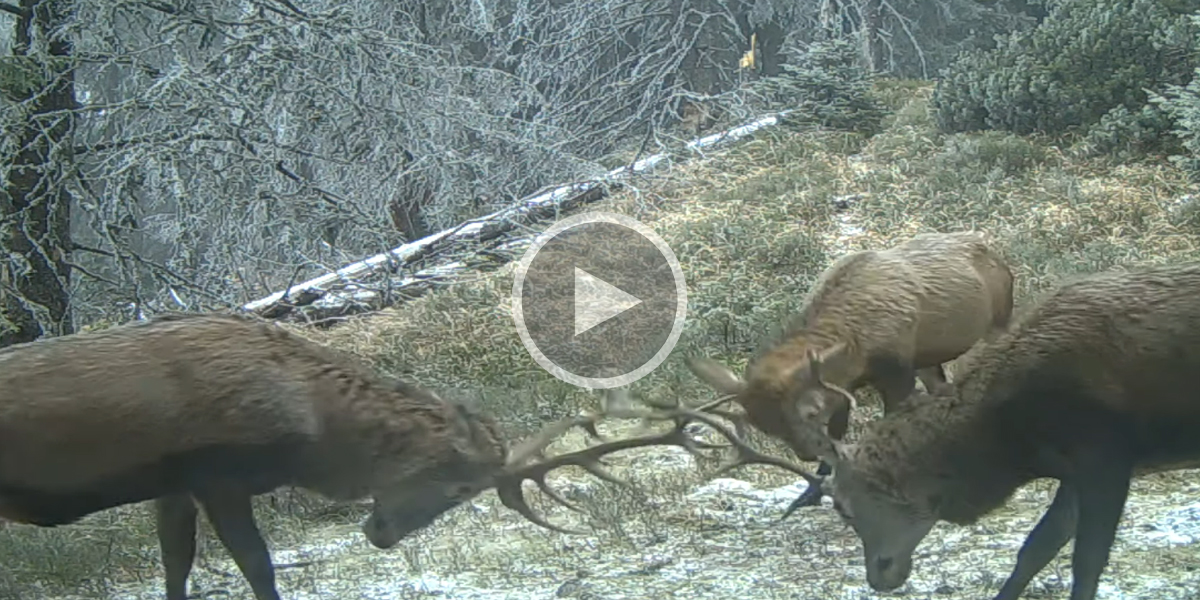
[686,231,1013,510]
[0,312,813,600]
[804,261,1200,600]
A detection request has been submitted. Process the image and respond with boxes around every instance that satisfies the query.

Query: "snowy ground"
[49,419,1200,600]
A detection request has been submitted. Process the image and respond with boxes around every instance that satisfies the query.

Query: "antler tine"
[494,389,818,535]
[494,402,733,535]
[667,407,824,489]
[494,480,582,535]
[684,394,753,439]
[504,413,604,469]
[780,489,816,521]
[585,395,820,488]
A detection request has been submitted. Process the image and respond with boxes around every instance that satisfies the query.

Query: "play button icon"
[512,212,688,389]
[574,267,642,336]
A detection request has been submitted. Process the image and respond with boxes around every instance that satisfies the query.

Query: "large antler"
[493,393,822,534]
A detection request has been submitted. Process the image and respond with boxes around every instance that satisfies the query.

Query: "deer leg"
[781,399,851,517]
[196,488,282,600]
[780,458,832,516]
[916,364,948,392]
[992,482,1079,600]
[156,494,199,600]
[1066,457,1132,600]
[867,354,917,414]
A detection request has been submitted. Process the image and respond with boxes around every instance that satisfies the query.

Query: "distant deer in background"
[0,312,815,600]
[686,231,1013,512]
[802,261,1200,600]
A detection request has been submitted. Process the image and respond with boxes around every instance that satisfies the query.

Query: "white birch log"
[243,110,794,319]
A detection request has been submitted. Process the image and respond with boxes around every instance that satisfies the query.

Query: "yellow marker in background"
[740,32,757,70]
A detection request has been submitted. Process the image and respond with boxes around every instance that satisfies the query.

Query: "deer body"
[823,261,1200,600]
[0,312,800,600]
[0,313,518,600]
[687,231,1012,508]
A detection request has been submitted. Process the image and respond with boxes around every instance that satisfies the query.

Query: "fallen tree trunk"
[242,110,794,322]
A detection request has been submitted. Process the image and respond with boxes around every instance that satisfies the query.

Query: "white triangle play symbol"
[574,267,642,337]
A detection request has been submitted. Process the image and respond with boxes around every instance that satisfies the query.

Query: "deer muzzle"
[866,553,913,591]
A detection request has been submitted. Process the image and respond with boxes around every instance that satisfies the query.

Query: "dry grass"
[9,80,1200,599]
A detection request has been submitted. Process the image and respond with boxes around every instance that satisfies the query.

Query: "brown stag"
[685,231,1013,511]
[803,260,1200,600]
[0,312,812,600]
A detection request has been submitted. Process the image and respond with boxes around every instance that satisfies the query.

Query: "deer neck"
[294,382,407,500]
[759,332,863,387]
[862,391,1032,526]
[292,415,376,501]
[931,424,1031,525]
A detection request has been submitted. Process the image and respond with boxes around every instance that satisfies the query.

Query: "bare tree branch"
[243,110,796,319]
[0,0,1030,330]
[0,3,26,18]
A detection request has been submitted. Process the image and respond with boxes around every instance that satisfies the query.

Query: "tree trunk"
[819,0,853,39]
[0,0,77,346]
[861,0,884,72]
[753,22,787,78]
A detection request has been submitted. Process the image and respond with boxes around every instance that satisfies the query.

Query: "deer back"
[0,314,328,490]
[782,250,923,372]
[959,262,1200,419]
[882,232,1014,366]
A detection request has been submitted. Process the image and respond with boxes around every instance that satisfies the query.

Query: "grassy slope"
[8,81,1200,599]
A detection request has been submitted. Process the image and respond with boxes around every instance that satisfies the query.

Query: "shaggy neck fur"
[750,328,863,388]
[736,329,863,459]
[852,382,1034,526]
[264,331,504,500]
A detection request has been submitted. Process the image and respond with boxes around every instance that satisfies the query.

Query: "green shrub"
[929,131,1050,179]
[867,90,948,164]
[1078,102,1181,159]
[1152,15,1200,177]
[1165,193,1200,228]
[749,37,888,135]
[932,0,1197,142]
[872,78,933,112]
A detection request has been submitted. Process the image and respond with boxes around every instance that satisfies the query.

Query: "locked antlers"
[493,391,822,533]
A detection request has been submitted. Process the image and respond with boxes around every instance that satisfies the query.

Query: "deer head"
[819,435,941,591]
[359,399,510,549]
[686,346,857,462]
[784,346,859,438]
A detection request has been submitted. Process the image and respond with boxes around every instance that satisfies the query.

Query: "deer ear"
[806,343,849,383]
[447,401,495,457]
[686,356,746,396]
[805,349,823,381]
[818,341,848,363]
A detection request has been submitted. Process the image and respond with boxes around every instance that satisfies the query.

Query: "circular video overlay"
[511,211,688,389]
